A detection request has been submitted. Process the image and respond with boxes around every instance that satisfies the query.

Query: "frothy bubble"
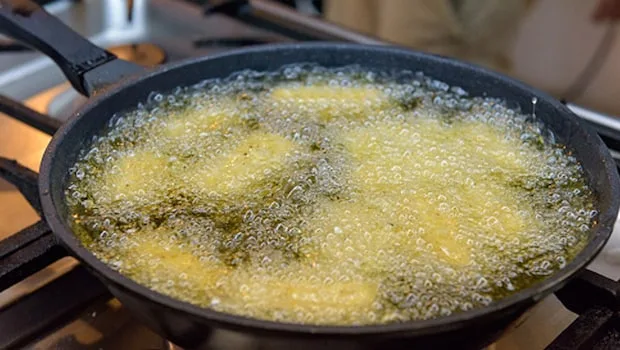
[66,64,595,326]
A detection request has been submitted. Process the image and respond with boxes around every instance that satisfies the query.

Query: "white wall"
[512,0,620,116]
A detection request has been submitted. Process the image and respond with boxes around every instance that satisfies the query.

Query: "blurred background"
[278,0,620,117]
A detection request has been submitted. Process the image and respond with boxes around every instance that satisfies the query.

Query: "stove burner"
[0,39,30,52]
[165,341,181,350]
[107,43,167,67]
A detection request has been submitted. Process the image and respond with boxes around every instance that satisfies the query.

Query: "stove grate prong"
[0,94,61,136]
[0,157,41,214]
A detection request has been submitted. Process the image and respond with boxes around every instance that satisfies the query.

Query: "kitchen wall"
[512,0,620,116]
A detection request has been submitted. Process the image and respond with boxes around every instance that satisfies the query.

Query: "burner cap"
[107,43,166,67]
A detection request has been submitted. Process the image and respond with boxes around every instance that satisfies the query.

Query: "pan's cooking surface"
[63,64,596,326]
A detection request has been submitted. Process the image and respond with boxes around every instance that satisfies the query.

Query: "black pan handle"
[0,0,145,96]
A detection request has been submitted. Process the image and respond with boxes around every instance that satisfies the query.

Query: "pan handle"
[0,0,145,97]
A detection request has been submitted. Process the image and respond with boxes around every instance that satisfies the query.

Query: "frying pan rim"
[39,42,620,337]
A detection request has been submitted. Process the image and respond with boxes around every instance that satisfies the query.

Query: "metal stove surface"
[2,1,620,349]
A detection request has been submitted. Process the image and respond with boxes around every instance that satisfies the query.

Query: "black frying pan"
[1,1,618,349]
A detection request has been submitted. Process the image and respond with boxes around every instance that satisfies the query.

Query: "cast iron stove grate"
[0,108,110,348]
[1,1,620,349]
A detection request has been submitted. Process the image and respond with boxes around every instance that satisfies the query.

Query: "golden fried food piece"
[335,119,542,267]
[270,85,390,122]
[100,149,169,204]
[117,228,231,302]
[160,103,244,139]
[229,263,378,322]
[188,132,300,198]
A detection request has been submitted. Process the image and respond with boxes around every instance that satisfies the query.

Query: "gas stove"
[2,1,620,349]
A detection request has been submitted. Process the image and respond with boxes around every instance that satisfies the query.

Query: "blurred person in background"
[323,0,620,74]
